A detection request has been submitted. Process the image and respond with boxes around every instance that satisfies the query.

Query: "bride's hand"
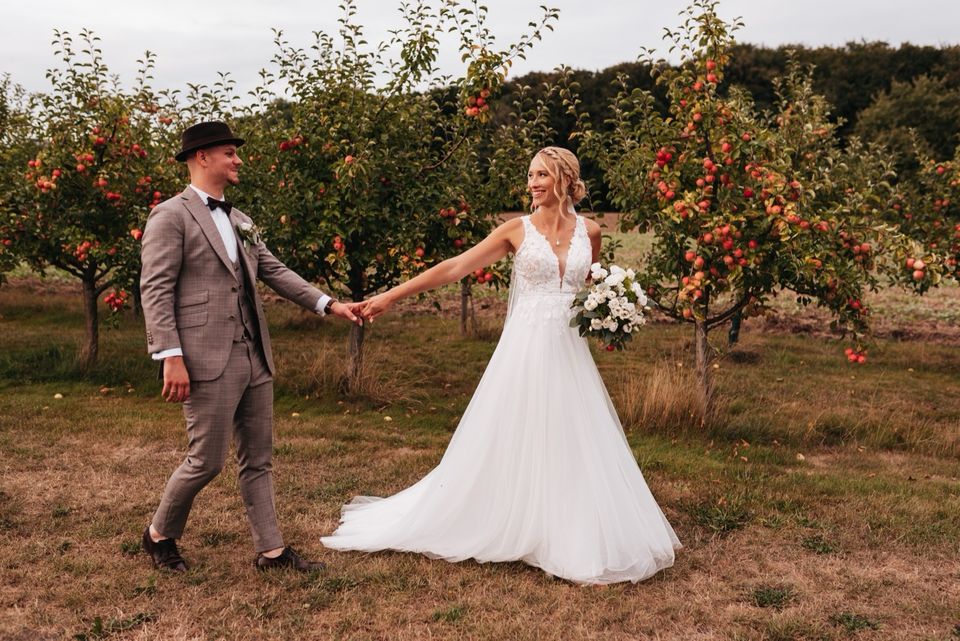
[360,293,394,322]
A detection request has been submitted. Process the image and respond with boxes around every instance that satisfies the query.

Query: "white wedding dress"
[321,214,681,584]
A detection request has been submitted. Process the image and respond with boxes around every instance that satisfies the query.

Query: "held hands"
[357,293,394,323]
[161,356,191,403]
[329,301,364,325]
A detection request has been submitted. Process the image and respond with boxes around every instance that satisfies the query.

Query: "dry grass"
[1,276,960,640]
[612,357,716,434]
[276,335,429,406]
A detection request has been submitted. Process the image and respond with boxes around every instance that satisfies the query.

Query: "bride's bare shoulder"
[492,216,526,252]
[493,216,525,238]
[583,217,602,238]
[496,216,525,231]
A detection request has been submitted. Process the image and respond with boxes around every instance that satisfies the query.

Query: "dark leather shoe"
[142,526,188,572]
[254,547,325,572]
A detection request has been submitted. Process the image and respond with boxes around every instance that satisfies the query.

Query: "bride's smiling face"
[528,156,559,209]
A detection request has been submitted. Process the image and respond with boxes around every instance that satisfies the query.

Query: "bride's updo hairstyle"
[533,146,588,210]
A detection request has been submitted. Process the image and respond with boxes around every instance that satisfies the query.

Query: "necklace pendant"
[555,238,560,246]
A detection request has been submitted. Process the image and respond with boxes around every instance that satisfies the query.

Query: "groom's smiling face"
[197,144,243,188]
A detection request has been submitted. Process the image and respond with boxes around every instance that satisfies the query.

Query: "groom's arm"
[140,206,185,354]
[254,243,361,323]
[140,205,192,402]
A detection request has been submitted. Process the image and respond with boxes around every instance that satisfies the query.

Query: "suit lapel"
[230,209,258,287]
[181,188,238,281]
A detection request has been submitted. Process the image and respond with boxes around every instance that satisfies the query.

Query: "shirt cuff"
[315,294,332,316]
[152,348,184,360]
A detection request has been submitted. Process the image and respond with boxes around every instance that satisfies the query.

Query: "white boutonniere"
[235,221,262,247]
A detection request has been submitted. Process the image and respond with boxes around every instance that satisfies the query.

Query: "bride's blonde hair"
[532,146,587,210]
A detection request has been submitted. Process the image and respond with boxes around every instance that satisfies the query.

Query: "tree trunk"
[132,277,143,320]
[344,316,365,394]
[694,319,713,422]
[344,265,367,394]
[459,278,473,336]
[728,308,742,345]
[79,276,99,370]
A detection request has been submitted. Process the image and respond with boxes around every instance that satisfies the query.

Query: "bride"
[321,147,681,584]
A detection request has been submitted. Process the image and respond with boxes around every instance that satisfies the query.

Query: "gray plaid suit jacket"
[140,187,324,381]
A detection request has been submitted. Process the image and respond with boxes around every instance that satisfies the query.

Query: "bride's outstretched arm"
[360,218,520,321]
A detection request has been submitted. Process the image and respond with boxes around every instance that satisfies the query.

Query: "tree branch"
[705,290,752,327]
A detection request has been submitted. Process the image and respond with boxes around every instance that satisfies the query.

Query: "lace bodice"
[512,214,592,296]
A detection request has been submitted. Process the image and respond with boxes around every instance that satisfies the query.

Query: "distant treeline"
[501,42,960,209]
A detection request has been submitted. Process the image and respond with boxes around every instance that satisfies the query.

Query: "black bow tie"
[207,197,232,214]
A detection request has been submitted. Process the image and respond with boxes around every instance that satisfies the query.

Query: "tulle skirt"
[321,291,681,584]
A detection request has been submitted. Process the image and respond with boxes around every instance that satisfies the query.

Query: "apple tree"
[417,78,560,335]
[569,1,909,411]
[0,75,37,283]
[13,30,182,368]
[247,0,557,390]
[887,152,959,289]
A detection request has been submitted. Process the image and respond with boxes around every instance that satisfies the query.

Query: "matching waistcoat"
[232,254,262,352]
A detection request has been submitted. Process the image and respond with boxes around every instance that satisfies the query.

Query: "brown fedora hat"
[175,121,245,162]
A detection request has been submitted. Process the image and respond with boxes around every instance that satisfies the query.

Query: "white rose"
[630,283,648,306]
[239,222,253,232]
[604,272,626,287]
[590,262,609,280]
[590,318,603,330]
[583,298,598,311]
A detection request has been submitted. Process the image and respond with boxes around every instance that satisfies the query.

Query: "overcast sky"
[3,1,958,97]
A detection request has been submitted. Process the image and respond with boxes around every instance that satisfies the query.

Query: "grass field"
[0,237,958,640]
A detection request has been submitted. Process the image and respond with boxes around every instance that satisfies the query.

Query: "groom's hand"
[330,301,363,325]
[161,356,191,403]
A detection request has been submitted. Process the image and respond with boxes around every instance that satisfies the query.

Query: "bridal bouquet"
[570,263,651,351]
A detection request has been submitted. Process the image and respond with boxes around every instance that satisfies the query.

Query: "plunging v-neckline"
[527,214,579,285]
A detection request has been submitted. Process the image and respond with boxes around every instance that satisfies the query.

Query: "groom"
[140,121,359,572]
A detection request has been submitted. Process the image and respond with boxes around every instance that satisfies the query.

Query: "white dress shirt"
[191,184,238,262]
[152,185,333,361]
